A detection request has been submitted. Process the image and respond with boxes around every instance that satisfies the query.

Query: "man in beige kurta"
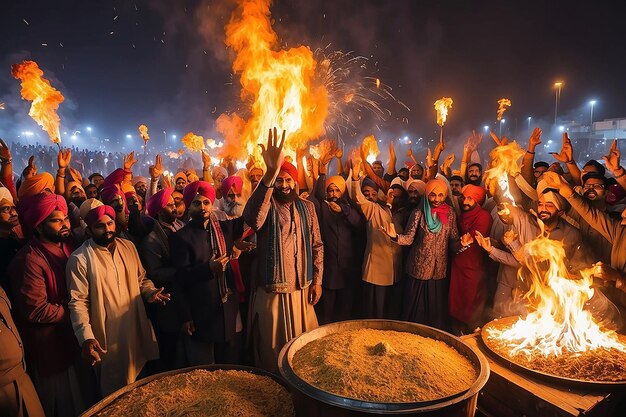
[243,129,323,373]
[66,205,169,396]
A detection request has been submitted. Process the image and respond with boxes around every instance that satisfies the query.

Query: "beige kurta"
[66,238,159,396]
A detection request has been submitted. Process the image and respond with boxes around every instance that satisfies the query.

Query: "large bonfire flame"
[216,0,329,163]
[488,232,625,357]
[11,60,65,144]
[434,97,453,127]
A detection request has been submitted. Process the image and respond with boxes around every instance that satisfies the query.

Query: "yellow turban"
[18,172,55,199]
[425,178,447,196]
[324,175,346,195]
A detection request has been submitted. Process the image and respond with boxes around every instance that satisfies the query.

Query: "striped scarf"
[206,213,231,303]
[265,198,313,292]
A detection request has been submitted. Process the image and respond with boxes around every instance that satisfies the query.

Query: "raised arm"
[55,148,72,196]
[603,139,626,192]
[550,133,581,185]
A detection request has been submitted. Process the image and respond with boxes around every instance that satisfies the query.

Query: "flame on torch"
[138,124,150,142]
[483,141,525,211]
[181,132,205,152]
[434,97,453,127]
[11,60,65,144]
[215,0,329,165]
[496,98,511,121]
[362,134,380,164]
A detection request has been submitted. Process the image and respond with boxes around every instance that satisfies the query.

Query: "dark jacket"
[169,217,243,343]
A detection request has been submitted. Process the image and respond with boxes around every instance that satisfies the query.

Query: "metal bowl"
[279,319,490,416]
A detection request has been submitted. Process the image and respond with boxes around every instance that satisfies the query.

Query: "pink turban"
[133,176,148,188]
[100,184,123,203]
[102,168,125,188]
[211,166,228,180]
[425,178,448,196]
[461,184,486,206]
[279,161,298,181]
[221,176,243,196]
[183,181,216,207]
[84,205,116,228]
[325,176,346,194]
[18,172,55,199]
[147,187,174,218]
[22,193,67,235]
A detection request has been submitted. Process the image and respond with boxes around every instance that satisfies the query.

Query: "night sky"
[1,0,625,151]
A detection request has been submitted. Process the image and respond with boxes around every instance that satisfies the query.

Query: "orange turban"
[425,178,447,197]
[324,176,346,194]
[461,184,486,205]
[18,172,55,199]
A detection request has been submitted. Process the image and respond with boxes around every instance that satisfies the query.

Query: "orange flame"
[216,0,329,165]
[434,97,453,127]
[362,134,380,164]
[375,78,381,89]
[488,234,625,356]
[138,124,149,142]
[496,98,511,121]
[181,132,205,152]
[483,141,525,207]
[11,60,65,144]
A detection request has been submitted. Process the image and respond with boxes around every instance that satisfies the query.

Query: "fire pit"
[481,316,626,388]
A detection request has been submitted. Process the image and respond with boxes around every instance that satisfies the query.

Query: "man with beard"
[243,129,323,373]
[449,175,464,198]
[174,172,187,193]
[466,163,483,186]
[383,178,471,330]
[449,185,493,334]
[0,188,22,291]
[66,205,168,396]
[397,167,410,182]
[138,188,186,373]
[133,177,148,201]
[84,184,98,200]
[406,179,426,208]
[99,184,131,240]
[409,164,424,180]
[171,190,187,221]
[248,167,264,191]
[65,181,87,237]
[309,167,364,324]
[9,194,95,416]
[214,176,245,220]
[352,162,402,320]
[169,181,244,365]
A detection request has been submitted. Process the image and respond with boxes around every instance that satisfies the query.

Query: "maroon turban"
[279,161,297,181]
[84,205,116,228]
[147,187,174,218]
[461,184,486,206]
[183,180,216,207]
[100,184,123,203]
[102,168,125,188]
[22,193,68,235]
[220,176,243,196]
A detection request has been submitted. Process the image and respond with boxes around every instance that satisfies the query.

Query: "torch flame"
[434,97,453,127]
[11,60,65,144]
[138,124,149,142]
[215,0,329,165]
[496,98,511,121]
[362,134,380,164]
[488,234,626,356]
[375,78,381,89]
[181,132,205,152]
[483,141,525,206]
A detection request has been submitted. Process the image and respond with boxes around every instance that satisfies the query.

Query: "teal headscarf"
[422,196,442,233]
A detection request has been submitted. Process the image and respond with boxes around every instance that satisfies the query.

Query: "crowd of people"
[1,126,626,417]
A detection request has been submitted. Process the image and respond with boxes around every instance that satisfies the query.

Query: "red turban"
[22,193,67,235]
[183,180,216,207]
[147,187,174,218]
[102,168,125,188]
[84,205,116,228]
[461,184,486,206]
[18,172,55,199]
[100,184,123,203]
[279,161,297,181]
[221,176,243,196]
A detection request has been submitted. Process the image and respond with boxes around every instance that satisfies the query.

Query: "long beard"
[224,200,244,217]
[273,188,298,204]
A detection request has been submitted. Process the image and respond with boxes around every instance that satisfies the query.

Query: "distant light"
[547,139,553,144]
[86,126,92,132]
[501,119,505,124]
[172,134,177,139]
[404,136,409,141]
[71,135,77,140]
[558,126,564,132]
[527,116,532,120]
[23,131,34,137]
[589,100,596,106]
[126,134,132,139]
[483,126,489,131]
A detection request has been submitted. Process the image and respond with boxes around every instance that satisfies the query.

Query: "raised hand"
[149,154,164,180]
[602,139,622,173]
[201,150,212,171]
[541,171,568,190]
[441,153,455,172]
[351,159,362,181]
[388,142,396,161]
[23,155,37,178]
[550,132,573,163]
[433,138,446,162]
[528,127,542,148]
[259,128,286,177]
[0,138,11,162]
[124,151,138,170]
[426,147,434,168]
[320,140,337,167]
[57,148,72,169]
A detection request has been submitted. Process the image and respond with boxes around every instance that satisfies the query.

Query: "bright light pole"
[527,116,532,130]
[554,82,563,126]
[589,100,596,127]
